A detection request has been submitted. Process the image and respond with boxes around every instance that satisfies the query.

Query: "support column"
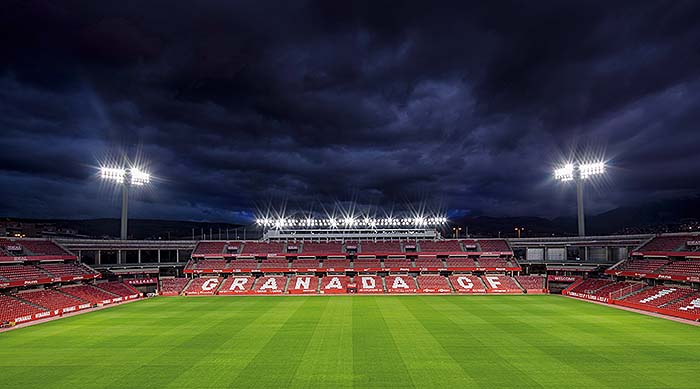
[138,249,141,263]
[576,179,585,237]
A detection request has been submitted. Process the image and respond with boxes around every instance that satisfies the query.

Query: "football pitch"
[0,295,698,388]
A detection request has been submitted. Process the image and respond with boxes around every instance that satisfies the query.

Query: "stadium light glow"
[553,160,606,236]
[99,164,152,240]
[254,213,448,230]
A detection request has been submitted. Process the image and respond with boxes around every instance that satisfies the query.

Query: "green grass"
[0,295,698,388]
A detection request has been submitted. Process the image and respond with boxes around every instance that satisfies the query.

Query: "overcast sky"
[1,1,699,223]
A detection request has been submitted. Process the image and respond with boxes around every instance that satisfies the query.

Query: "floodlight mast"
[554,162,605,237]
[101,166,149,240]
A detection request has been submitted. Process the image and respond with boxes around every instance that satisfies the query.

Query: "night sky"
[1,1,700,223]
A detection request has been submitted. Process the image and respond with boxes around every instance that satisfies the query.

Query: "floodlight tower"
[554,162,605,237]
[100,166,150,240]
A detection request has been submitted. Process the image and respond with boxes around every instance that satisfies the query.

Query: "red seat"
[385,275,417,293]
[416,275,452,293]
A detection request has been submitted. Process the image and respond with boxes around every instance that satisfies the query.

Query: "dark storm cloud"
[1,0,700,222]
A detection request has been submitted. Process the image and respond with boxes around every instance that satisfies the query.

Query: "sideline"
[0,297,149,333]
[562,294,699,326]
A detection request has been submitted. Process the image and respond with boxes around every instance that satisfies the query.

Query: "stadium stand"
[638,235,693,252]
[445,257,477,268]
[0,264,51,281]
[192,241,226,256]
[0,294,46,323]
[190,259,228,270]
[182,277,222,295]
[0,239,72,257]
[416,275,452,293]
[160,278,190,296]
[515,276,546,293]
[17,288,84,311]
[287,275,319,294]
[356,275,384,294]
[37,262,96,278]
[481,275,522,293]
[241,241,286,255]
[253,276,287,294]
[614,259,669,273]
[664,293,700,315]
[449,275,487,293]
[460,240,479,251]
[227,259,258,270]
[258,258,289,269]
[322,258,351,269]
[661,260,700,277]
[383,257,413,269]
[414,256,444,268]
[301,242,343,254]
[95,282,140,298]
[568,278,615,295]
[353,258,381,269]
[478,239,511,252]
[385,275,418,293]
[319,275,349,294]
[477,257,511,268]
[60,285,118,304]
[359,241,402,253]
[418,240,462,252]
[291,258,321,269]
[217,276,256,294]
[618,286,694,308]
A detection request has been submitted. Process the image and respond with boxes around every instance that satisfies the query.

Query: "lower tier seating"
[416,275,452,293]
[619,286,694,308]
[481,275,522,292]
[95,282,139,297]
[16,289,84,311]
[356,275,384,293]
[253,276,287,293]
[287,276,319,293]
[60,285,117,303]
[385,275,417,293]
[218,276,255,294]
[449,275,486,293]
[182,277,222,295]
[515,276,545,291]
[160,278,190,295]
[319,275,349,294]
[0,294,45,323]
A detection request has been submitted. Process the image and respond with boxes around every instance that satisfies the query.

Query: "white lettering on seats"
[392,276,409,289]
[457,276,473,289]
[295,276,311,289]
[229,277,248,290]
[325,277,342,289]
[485,276,501,289]
[679,298,700,311]
[260,277,279,290]
[361,276,375,289]
[639,288,675,303]
[202,278,220,291]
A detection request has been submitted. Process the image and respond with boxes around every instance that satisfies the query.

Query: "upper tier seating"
[258,258,289,269]
[615,259,669,273]
[17,289,84,310]
[0,265,50,281]
[383,258,412,268]
[322,259,351,269]
[0,239,71,256]
[0,294,45,323]
[319,275,349,293]
[301,242,343,253]
[515,276,545,290]
[291,259,320,269]
[60,285,117,304]
[415,257,444,268]
[190,259,228,270]
[253,276,287,293]
[416,275,452,292]
[419,240,462,252]
[449,275,487,293]
[460,240,479,251]
[37,262,95,278]
[660,260,700,276]
[619,286,694,307]
[355,275,384,293]
[639,235,693,252]
[227,259,258,270]
[385,275,417,293]
[287,276,319,293]
[445,257,477,268]
[477,258,511,268]
[218,276,255,294]
[241,242,286,254]
[182,277,222,295]
[478,240,510,252]
[193,241,226,256]
[159,278,190,295]
[95,282,138,297]
[353,258,381,269]
[360,241,402,253]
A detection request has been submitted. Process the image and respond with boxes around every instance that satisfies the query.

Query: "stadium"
[3,1,700,388]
